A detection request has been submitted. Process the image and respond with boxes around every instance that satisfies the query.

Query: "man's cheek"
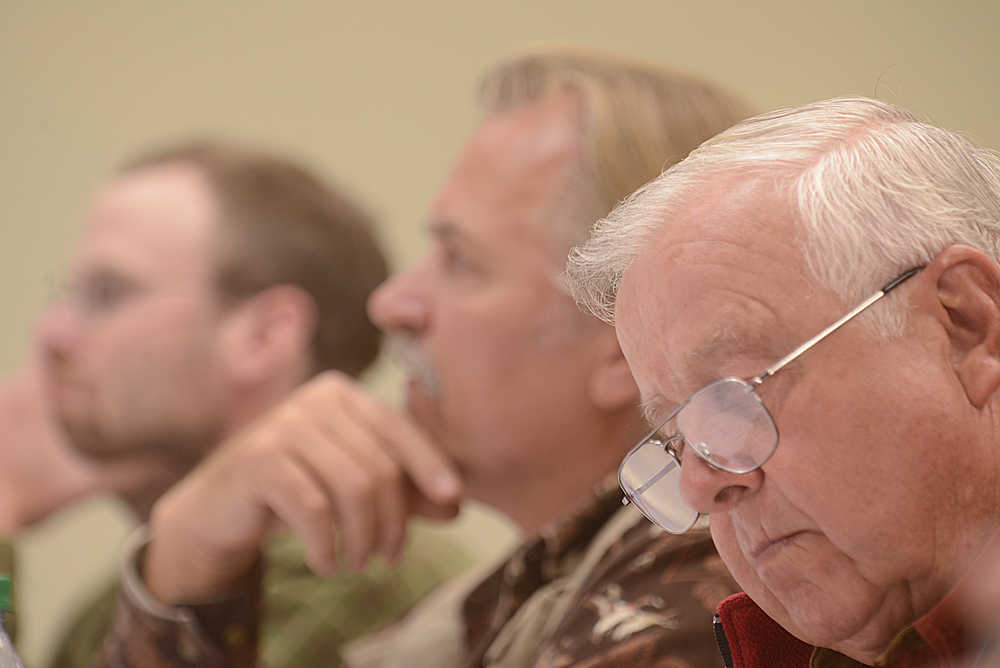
[709,520,744,576]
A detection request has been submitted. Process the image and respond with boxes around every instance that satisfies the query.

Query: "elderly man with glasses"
[568,97,1000,666]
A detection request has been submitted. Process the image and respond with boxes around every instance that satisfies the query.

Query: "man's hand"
[144,371,462,604]
[0,362,102,536]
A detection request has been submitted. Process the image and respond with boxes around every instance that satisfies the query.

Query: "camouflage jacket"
[71,522,477,668]
[98,481,740,668]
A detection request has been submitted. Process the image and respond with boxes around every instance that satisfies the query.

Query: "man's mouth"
[750,531,808,563]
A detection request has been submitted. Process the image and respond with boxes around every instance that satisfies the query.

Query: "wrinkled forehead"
[429,96,584,258]
[613,178,808,408]
[616,266,786,417]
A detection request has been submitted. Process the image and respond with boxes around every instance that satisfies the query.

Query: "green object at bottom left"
[0,576,25,668]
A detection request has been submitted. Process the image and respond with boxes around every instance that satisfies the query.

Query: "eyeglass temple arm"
[751,266,924,386]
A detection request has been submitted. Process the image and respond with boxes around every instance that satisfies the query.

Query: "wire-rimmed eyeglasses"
[619,266,924,533]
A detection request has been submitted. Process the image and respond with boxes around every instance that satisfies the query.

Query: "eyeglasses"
[619,266,924,533]
[52,271,145,319]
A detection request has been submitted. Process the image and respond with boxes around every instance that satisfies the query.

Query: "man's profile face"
[368,96,608,500]
[37,163,230,465]
[613,176,994,656]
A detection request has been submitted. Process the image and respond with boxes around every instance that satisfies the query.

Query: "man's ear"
[587,329,640,411]
[925,245,1000,408]
[219,285,317,387]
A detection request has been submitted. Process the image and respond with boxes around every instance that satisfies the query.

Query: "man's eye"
[76,275,138,312]
[442,247,474,273]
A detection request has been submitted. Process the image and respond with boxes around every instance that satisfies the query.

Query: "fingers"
[288,372,461,565]
[313,398,409,562]
[239,371,461,572]
[408,491,461,521]
[0,366,102,533]
[333,375,462,505]
[147,369,462,603]
[279,414,379,571]
[258,440,342,575]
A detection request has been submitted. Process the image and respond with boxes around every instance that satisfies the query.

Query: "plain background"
[3,1,999,664]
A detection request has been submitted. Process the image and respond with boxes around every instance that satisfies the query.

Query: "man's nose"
[366,264,430,336]
[35,302,81,363]
[678,445,763,516]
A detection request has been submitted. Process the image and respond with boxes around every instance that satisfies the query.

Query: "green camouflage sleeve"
[94,522,482,668]
[96,528,261,668]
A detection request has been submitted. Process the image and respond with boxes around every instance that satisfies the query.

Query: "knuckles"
[171,368,424,560]
[297,487,335,522]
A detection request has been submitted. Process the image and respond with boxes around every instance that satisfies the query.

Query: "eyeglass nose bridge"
[651,432,685,464]
[654,431,736,475]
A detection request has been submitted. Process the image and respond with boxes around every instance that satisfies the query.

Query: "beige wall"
[3,1,998,664]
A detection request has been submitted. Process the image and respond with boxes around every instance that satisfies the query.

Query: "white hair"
[567,97,1000,337]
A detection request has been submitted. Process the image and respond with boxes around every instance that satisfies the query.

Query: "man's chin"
[402,379,467,473]
[57,418,119,461]
[747,570,885,656]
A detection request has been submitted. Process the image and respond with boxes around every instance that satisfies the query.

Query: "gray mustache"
[385,335,440,397]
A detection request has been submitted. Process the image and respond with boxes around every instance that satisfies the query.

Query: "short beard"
[57,412,223,475]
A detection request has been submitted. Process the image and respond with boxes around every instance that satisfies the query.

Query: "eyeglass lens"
[619,378,778,533]
[619,443,698,533]
[678,378,777,474]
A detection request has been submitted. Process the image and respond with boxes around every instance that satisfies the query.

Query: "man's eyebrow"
[687,320,781,374]
[428,219,476,244]
[638,393,669,428]
[428,219,458,239]
[429,219,485,250]
[635,326,779,427]
[634,309,783,428]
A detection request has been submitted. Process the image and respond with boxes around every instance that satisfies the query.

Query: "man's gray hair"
[478,46,755,253]
[567,97,1000,336]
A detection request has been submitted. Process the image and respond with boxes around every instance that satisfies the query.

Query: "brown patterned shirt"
[99,481,740,667]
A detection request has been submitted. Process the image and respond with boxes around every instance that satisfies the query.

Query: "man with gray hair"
[94,48,755,667]
[568,96,1000,666]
